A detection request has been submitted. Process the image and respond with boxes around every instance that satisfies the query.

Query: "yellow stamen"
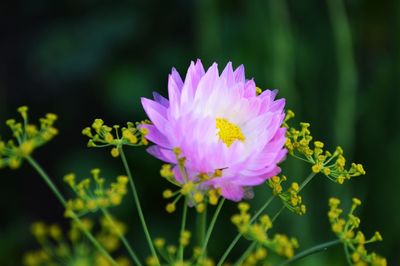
[216,118,245,147]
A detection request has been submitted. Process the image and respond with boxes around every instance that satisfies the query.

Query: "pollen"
[216,118,245,147]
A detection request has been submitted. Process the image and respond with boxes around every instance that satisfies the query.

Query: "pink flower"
[141,60,287,201]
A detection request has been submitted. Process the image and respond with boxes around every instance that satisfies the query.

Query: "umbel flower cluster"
[0,60,386,266]
[24,217,130,266]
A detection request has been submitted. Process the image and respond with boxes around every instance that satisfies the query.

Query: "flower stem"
[197,203,207,247]
[178,197,189,262]
[199,198,225,260]
[344,244,352,265]
[118,146,159,265]
[299,172,317,191]
[101,208,143,266]
[26,156,118,266]
[216,195,274,266]
[272,206,285,222]
[278,239,341,266]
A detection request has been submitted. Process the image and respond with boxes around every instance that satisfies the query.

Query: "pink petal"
[147,146,176,164]
[234,64,245,83]
[141,97,168,133]
[152,92,169,108]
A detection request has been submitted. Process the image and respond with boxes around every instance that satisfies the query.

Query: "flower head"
[141,60,286,201]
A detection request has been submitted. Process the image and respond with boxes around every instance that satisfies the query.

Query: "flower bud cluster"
[24,218,130,266]
[242,247,268,266]
[97,216,127,252]
[231,203,298,259]
[284,110,366,184]
[0,106,58,169]
[160,149,222,214]
[64,169,128,217]
[268,176,306,215]
[328,197,386,266]
[82,119,149,157]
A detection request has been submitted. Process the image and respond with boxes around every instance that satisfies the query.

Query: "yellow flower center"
[216,118,245,147]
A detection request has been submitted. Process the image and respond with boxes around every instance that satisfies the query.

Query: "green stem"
[101,208,143,266]
[278,239,341,266]
[299,172,317,191]
[218,172,317,266]
[344,245,352,265]
[234,242,256,266]
[26,156,118,266]
[199,198,225,260]
[118,146,159,264]
[198,203,207,247]
[272,206,285,223]
[178,197,189,262]
[216,195,274,266]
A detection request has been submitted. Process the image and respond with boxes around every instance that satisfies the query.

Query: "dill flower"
[141,60,287,201]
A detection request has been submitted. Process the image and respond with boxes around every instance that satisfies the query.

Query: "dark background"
[0,0,398,265]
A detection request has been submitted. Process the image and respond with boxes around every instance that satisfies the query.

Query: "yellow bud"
[254,247,267,260]
[300,204,306,214]
[167,245,176,254]
[231,214,241,225]
[20,140,34,156]
[139,127,148,135]
[145,256,158,266]
[74,199,85,210]
[49,224,62,240]
[31,222,47,238]
[111,147,119,157]
[92,119,104,131]
[17,106,29,119]
[154,238,165,248]
[196,203,205,213]
[213,169,222,177]
[329,197,340,207]
[337,175,345,184]
[110,194,122,205]
[162,189,174,198]
[260,215,272,229]
[117,175,129,184]
[122,130,137,144]
[160,164,173,178]
[238,202,250,212]
[9,157,21,169]
[314,141,324,148]
[46,113,58,121]
[352,198,361,206]
[271,175,280,183]
[82,127,92,137]
[311,163,322,173]
[86,199,97,211]
[104,133,114,143]
[181,182,194,195]
[64,173,76,187]
[193,192,204,203]
[322,167,331,176]
[173,147,182,156]
[116,257,131,266]
[373,231,383,242]
[166,203,176,213]
[291,182,299,191]
[208,190,219,205]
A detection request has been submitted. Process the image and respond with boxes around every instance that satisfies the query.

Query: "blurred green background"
[0,0,398,265]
